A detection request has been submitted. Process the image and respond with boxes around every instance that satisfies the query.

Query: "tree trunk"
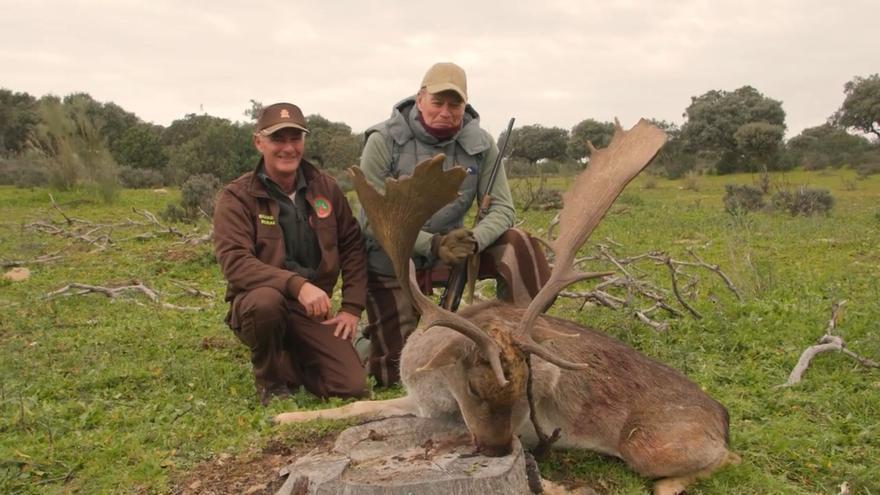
[276,416,531,495]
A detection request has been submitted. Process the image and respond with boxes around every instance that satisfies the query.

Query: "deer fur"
[274,120,739,494]
[276,302,739,493]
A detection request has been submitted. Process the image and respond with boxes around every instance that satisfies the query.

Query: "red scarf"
[417,114,460,140]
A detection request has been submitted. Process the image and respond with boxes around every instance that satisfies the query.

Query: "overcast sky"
[2,0,877,139]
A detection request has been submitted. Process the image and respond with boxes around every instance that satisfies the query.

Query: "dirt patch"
[162,246,203,263]
[200,335,236,350]
[170,434,335,495]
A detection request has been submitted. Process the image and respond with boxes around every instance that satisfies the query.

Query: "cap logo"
[280,109,290,118]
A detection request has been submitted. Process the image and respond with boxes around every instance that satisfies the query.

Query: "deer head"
[350,118,666,455]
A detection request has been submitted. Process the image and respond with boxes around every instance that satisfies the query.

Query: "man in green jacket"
[213,102,368,405]
[359,63,550,386]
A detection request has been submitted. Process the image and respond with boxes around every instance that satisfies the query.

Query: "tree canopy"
[568,119,614,161]
[832,74,880,139]
[506,124,568,165]
[303,114,361,171]
[0,89,39,154]
[164,114,255,183]
[4,80,879,191]
[786,123,874,169]
[681,86,786,173]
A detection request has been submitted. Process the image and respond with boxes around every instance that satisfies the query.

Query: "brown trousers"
[363,228,551,386]
[229,286,367,399]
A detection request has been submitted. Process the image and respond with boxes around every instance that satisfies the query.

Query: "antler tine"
[350,155,510,386]
[513,119,667,366]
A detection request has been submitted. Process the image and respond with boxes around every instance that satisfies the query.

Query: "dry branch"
[44,281,205,311]
[546,235,740,330]
[780,301,879,387]
[1,252,64,268]
[28,198,212,250]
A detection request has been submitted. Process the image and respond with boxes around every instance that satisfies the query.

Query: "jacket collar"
[386,96,490,156]
[245,158,320,198]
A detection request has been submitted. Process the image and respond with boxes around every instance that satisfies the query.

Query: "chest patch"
[313,196,332,218]
[258,214,276,225]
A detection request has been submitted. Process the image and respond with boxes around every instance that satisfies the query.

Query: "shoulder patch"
[313,196,333,218]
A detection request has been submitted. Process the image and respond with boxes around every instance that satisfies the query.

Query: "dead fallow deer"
[274,119,740,495]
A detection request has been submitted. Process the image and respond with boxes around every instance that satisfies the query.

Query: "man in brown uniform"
[213,102,368,405]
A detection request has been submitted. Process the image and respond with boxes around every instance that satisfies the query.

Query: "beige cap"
[256,102,310,135]
[420,62,467,102]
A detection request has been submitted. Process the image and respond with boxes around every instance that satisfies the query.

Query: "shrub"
[682,171,701,191]
[180,173,220,218]
[723,184,765,215]
[118,166,165,189]
[771,187,834,216]
[160,203,189,223]
[855,161,880,178]
[160,173,220,223]
[506,158,535,177]
[0,156,50,187]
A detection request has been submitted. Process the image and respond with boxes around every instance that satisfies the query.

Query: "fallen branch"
[27,202,212,250]
[44,281,205,311]
[1,252,64,268]
[780,301,879,387]
[556,238,741,331]
[169,279,216,299]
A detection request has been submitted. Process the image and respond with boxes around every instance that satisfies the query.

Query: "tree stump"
[276,416,532,494]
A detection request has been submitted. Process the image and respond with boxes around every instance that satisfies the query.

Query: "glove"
[431,228,476,265]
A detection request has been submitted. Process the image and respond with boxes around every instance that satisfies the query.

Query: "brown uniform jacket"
[213,159,367,319]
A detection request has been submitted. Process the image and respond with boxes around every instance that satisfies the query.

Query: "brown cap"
[255,102,309,135]
[420,62,467,102]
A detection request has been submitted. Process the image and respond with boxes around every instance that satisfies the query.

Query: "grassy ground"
[1,168,878,494]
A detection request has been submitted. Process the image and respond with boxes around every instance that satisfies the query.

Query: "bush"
[855,161,880,178]
[160,203,189,223]
[723,184,765,215]
[118,166,165,189]
[0,156,50,188]
[160,173,220,223]
[181,173,220,217]
[682,171,701,191]
[506,158,535,177]
[771,187,834,216]
[654,157,697,179]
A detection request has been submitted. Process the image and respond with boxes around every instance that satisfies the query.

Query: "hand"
[432,228,476,265]
[297,282,331,318]
[322,311,359,340]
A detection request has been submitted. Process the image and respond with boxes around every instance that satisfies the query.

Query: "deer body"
[402,302,734,479]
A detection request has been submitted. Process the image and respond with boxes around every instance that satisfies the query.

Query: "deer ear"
[417,341,464,372]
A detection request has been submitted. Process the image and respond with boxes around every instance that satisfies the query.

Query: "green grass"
[1,169,879,494]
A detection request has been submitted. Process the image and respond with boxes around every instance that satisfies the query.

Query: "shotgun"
[439,117,515,311]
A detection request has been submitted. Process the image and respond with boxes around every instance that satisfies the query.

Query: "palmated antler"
[350,155,510,385]
[513,119,667,359]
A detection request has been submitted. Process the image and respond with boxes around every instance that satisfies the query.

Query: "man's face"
[254,127,305,180]
[416,90,465,129]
